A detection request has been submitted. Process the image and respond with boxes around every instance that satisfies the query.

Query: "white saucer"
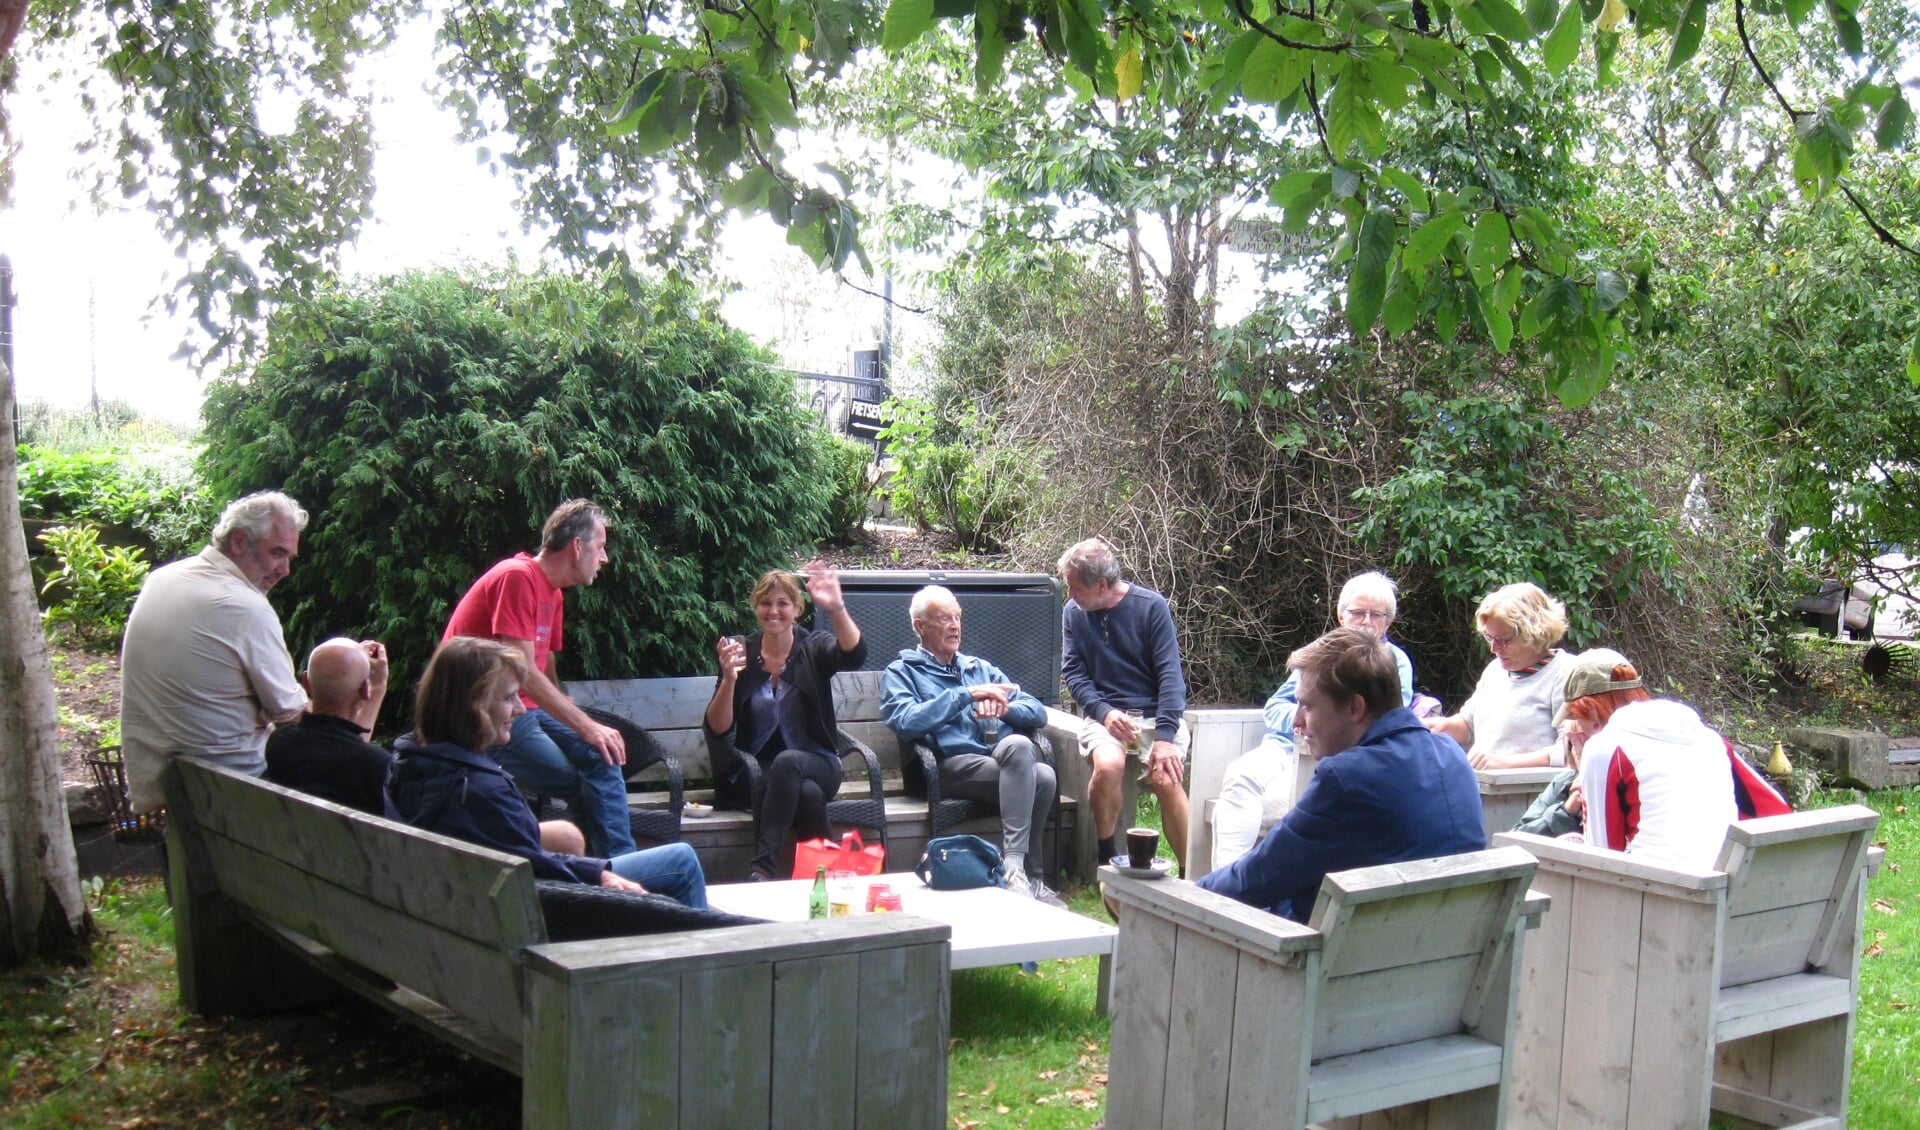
[1109,856,1173,880]
[683,802,713,818]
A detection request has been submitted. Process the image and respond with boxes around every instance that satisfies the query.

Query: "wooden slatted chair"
[1709,807,1878,1129]
[1495,803,1880,1130]
[1102,845,1544,1130]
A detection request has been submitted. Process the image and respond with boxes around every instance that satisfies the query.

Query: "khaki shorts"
[1078,714,1192,783]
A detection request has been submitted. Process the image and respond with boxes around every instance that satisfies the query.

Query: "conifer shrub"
[200,269,837,731]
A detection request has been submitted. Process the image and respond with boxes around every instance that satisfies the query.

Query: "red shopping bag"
[792,831,886,879]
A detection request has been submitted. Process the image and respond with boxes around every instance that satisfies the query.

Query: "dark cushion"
[534,880,765,943]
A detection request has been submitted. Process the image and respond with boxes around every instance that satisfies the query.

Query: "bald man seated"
[264,638,588,853]
[264,637,398,815]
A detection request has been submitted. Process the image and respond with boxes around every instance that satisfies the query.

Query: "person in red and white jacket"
[1561,649,1789,869]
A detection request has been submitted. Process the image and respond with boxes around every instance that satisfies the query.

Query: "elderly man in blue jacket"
[882,585,1060,904]
[1198,627,1486,922]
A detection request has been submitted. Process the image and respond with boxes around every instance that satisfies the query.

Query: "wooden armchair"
[1496,804,1880,1130]
[1102,846,1545,1129]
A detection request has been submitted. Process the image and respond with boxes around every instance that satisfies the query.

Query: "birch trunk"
[0,356,91,965]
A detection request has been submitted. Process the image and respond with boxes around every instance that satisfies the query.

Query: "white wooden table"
[708,879,1118,1014]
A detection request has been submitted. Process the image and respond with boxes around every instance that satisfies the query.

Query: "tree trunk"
[0,356,91,966]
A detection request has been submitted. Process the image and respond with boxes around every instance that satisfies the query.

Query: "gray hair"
[1338,571,1399,620]
[909,584,958,624]
[212,491,308,548]
[1057,537,1122,588]
[541,499,609,552]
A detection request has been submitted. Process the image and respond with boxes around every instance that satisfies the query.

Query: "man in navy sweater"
[1059,538,1193,874]
[1198,628,1487,922]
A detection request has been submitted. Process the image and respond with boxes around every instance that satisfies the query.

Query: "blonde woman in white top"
[1426,582,1576,769]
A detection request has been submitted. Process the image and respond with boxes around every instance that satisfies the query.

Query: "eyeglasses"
[1342,609,1392,623]
[1479,631,1518,648]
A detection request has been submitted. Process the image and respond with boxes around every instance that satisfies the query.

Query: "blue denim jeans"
[496,708,637,858]
[607,842,708,909]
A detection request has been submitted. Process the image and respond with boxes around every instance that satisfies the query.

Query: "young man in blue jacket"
[1198,627,1486,922]
[881,585,1060,903]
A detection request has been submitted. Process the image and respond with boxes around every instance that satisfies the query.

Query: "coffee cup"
[1126,827,1160,870]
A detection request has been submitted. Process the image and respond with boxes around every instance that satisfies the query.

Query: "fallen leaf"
[1892,1000,1909,1011]
[948,1038,964,1050]
[1867,943,1884,957]
[1094,1073,1109,1086]
[1873,898,1898,915]
[1083,1040,1099,1051]
[981,1082,996,1097]
[952,1119,981,1130]
[1038,1069,1059,1080]
[1897,806,1908,815]
[996,1105,1011,1114]
[1077,1053,1091,1066]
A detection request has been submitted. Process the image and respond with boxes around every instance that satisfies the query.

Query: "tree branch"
[1733,0,1800,121]
[1837,182,1920,258]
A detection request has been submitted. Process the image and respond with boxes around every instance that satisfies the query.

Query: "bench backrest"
[1306,846,1539,1060]
[1714,805,1878,987]
[168,756,544,1057]
[570,669,898,782]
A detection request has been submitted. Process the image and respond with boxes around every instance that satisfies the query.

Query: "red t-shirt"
[443,553,563,708]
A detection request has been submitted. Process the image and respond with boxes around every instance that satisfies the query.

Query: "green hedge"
[199,269,838,731]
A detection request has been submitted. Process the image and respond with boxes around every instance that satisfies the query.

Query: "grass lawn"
[1842,786,1920,1126]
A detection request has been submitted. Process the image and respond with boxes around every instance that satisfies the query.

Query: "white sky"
[0,22,926,425]
[1,20,1281,427]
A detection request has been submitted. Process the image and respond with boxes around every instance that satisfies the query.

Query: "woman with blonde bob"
[389,636,709,906]
[1562,649,1788,868]
[1426,582,1577,768]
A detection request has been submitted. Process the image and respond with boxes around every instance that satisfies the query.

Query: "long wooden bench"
[1495,805,1881,1130]
[569,670,1087,878]
[1102,846,1548,1129]
[164,755,951,1129]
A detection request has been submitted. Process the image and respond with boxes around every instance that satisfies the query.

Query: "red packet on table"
[792,831,886,879]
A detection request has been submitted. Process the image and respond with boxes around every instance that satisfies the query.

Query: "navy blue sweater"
[1061,584,1188,744]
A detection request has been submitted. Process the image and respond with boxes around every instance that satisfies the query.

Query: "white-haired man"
[121,490,310,814]
[881,585,1060,903]
[1212,571,1417,869]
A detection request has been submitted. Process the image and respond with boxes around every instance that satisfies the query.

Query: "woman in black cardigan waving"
[703,561,866,880]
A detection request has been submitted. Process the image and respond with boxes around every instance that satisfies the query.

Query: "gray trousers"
[938,734,1057,874]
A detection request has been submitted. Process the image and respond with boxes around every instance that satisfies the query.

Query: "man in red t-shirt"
[442,499,636,856]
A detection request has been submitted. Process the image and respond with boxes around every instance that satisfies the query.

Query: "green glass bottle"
[808,865,829,920]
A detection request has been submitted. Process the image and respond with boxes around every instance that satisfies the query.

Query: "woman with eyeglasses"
[1425,582,1577,770]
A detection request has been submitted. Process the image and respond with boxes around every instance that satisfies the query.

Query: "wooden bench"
[1102,846,1547,1129]
[1494,805,1881,1130]
[164,755,951,1129]
[569,671,1086,879]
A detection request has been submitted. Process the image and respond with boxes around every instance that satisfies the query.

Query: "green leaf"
[1466,211,1512,285]
[1487,35,1535,91]
[1825,0,1863,56]
[1519,279,1576,339]
[1269,169,1329,209]
[1243,38,1309,104]
[882,0,938,52]
[1475,0,1537,42]
[1876,96,1914,149]
[1782,0,1816,22]
[1909,330,1920,386]
[1487,303,1514,352]
[1542,0,1584,73]
[1525,0,1560,35]
[1328,75,1387,157]
[1382,263,1420,335]
[1492,264,1525,312]
[1793,107,1854,195]
[1667,0,1708,70]
[1382,167,1431,212]
[1403,212,1466,274]
[1115,45,1144,102]
[975,0,1011,89]
[1347,209,1397,336]
[1592,269,1629,313]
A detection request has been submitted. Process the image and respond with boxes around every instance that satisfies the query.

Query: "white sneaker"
[1030,877,1067,908]
[1004,869,1033,898]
